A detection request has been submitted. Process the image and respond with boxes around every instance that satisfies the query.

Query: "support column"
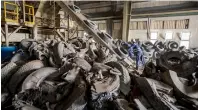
[33,25,38,40]
[106,19,113,36]
[76,26,78,37]
[122,1,131,42]
[64,29,67,42]
[67,15,70,39]
[23,0,26,23]
[5,24,9,46]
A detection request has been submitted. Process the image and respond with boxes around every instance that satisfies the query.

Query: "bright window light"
[84,32,88,36]
[101,30,106,33]
[165,32,173,40]
[150,40,157,44]
[181,32,190,40]
[150,32,158,44]
[150,32,158,39]
[180,41,189,49]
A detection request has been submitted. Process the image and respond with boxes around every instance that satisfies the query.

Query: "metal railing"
[4,2,19,23]
[25,4,35,25]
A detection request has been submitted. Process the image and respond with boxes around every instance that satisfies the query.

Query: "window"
[164,20,176,29]
[98,23,106,32]
[180,32,190,49]
[150,32,158,44]
[98,23,106,31]
[130,21,147,30]
[151,20,163,29]
[165,32,173,40]
[149,19,189,29]
[176,19,189,29]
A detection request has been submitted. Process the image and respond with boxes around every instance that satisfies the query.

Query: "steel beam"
[122,1,131,42]
[1,28,6,38]
[8,26,22,38]
[33,25,38,40]
[23,0,25,23]
[131,9,198,18]
[76,26,78,37]
[67,15,70,40]
[69,27,78,39]
[5,24,9,46]
[55,30,65,41]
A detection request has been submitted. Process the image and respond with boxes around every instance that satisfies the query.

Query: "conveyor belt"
[56,1,134,66]
[56,1,122,58]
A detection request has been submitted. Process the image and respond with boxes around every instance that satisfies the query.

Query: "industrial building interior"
[1,1,198,110]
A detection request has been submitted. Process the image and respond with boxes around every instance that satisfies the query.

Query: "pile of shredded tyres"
[1,36,198,110]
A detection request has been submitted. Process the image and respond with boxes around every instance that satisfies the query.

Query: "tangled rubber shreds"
[2,36,198,110]
[89,92,116,109]
[16,89,48,109]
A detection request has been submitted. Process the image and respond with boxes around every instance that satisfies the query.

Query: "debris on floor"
[1,36,198,110]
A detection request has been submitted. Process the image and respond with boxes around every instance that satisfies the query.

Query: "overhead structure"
[56,1,133,65]
[1,1,35,46]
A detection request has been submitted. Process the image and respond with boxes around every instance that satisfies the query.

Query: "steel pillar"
[122,1,131,42]
[106,19,113,36]
[5,24,9,46]
[33,25,38,40]
[67,15,70,39]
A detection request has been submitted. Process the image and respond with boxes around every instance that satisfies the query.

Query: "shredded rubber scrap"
[1,36,198,110]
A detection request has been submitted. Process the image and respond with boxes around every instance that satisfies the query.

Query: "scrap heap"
[1,36,198,110]
[1,2,198,110]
